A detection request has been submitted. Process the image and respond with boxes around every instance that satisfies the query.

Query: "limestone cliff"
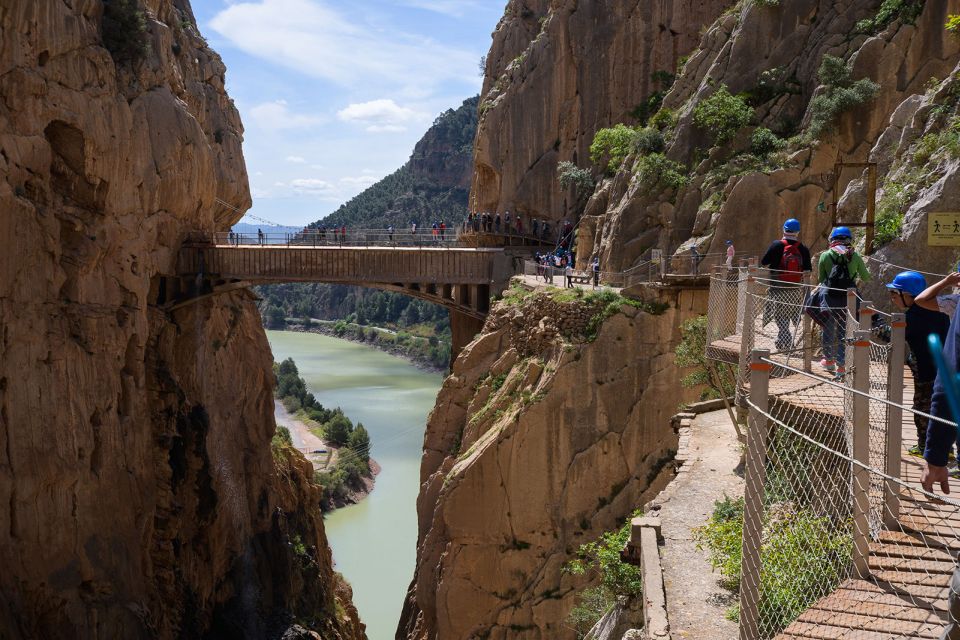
[0,1,361,638]
[471,0,730,222]
[580,0,960,271]
[399,285,707,639]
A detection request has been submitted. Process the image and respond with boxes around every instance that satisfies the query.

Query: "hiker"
[388,225,394,242]
[887,271,951,454]
[495,213,501,233]
[258,228,264,245]
[689,246,703,276]
[565,260,574,288]
[440,221,446,239]
[516,214,524,235]
[592,256,600,289]
[504,211,511,234]
[760,218,812,351]
[532,218,539,239]
[725,240,735,268]
[817,226,869,375]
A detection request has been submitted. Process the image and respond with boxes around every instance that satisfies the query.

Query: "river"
[266,330,443,640]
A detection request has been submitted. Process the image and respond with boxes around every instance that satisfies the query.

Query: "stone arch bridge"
[168,235,521,359]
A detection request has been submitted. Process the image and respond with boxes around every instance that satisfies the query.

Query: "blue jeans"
[821,309,847,366]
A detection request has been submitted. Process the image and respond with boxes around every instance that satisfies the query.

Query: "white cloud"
[251,186,271,198]
[340,175,378,188]
[400,0,481,17]
[290,178,337,195]
[310,164,325,170]
[247,100,325,131]
[286,155,306,163]
[209,0,480,92]
[337,99,427,133]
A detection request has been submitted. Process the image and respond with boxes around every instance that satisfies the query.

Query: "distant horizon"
[190,1,505,228]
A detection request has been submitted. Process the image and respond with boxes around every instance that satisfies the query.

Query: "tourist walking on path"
[921,280,960,640]
[440,221,446,239]
[725,239,735,268]
[258,228,264,245]
[888,271,952,453]
[495,213,501,233]
[817,226,869,374]
[565,260,574,288]
[761,218,812,351]
[592,257,600,289]
[388,225,394,242]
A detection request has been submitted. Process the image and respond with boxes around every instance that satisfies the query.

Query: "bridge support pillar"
[450,310,486,368]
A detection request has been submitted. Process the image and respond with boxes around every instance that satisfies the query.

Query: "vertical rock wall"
[470,0,730,222]
[400,286,708,639]
[0,1,362,638]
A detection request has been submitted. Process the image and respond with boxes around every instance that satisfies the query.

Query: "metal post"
[884,313,906,528]
[736,258,749,334]
[859,300,874,334]
[739,264,760,401]
[802,272,813,373]
[851,329,872,578]
[739,349,772,640]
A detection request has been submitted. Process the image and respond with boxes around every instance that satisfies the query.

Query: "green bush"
[806,55,879,140]
[590,124,639,173]
[634,153,688,197]
[694,496,853,637]
[675,315,735,399]
[557,161,596,195]
[855,0,923,34]
[272,425,293,448]
[754,0,780,6]
[649,108,678,131]
[948,14,960,37]
[101,0,149,65]
[750,127,787,156]
[693,85,753,146]
[633,126,666,155]
[564,511,643,636]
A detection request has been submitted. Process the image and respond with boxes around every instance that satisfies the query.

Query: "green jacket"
[817,248,870,284]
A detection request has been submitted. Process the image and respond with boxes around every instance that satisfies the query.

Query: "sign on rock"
[928,213,960,246]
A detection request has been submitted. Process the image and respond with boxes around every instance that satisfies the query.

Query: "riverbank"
[274,401,381,511]
[281,319,450,373]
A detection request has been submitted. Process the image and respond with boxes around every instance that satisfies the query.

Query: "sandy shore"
[273,401,380,507]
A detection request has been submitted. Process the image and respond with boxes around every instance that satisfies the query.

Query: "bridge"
[168,230,522,359]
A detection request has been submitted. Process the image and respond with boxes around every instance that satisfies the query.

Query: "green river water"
[266,330,443,640]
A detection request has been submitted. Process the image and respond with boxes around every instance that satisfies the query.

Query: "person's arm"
[818,251,832,283]
[915,272,960,311]
[760,241,780,268]
[801,245,813,272]
[853,254,870,282]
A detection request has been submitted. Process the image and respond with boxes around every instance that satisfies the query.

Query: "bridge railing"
[207,229,463,248]
[705,265,960,639]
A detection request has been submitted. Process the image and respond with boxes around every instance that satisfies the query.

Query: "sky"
[190,0,506,227]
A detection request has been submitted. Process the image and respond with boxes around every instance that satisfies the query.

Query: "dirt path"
[656,409,743,639]
[274,403,334,469]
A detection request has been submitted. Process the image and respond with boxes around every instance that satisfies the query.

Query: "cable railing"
[201,229,464,248]
[706,259,960,639]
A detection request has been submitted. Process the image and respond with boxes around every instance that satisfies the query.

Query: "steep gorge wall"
[400,285,707,639]
[0,1,361,638]
[471,0,730,221]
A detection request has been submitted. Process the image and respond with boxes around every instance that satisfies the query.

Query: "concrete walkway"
[654,409,743,640]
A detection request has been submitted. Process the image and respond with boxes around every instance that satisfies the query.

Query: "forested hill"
[315,95,478,229]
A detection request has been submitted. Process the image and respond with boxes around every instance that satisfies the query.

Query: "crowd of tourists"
[465,212,576,245]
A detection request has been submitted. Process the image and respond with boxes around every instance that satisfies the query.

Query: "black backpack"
[824,253,856,292]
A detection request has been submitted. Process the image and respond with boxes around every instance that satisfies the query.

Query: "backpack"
[778,240,803,283]
[824,252,856,292]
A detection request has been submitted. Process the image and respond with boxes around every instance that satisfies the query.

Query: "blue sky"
[191,0,505,227]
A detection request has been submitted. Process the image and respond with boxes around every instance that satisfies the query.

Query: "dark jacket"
[925,308,960,467]
[761,238,812,282]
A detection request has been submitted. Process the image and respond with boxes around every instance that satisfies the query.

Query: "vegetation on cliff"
[274,358,374,509]
[563,511,644,636]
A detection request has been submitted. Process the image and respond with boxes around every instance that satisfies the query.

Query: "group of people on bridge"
[466,212,575,245]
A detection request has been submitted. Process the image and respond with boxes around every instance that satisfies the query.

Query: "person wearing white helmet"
[761,218,812,350]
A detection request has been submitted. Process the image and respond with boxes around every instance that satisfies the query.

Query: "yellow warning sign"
[928,213,960,246]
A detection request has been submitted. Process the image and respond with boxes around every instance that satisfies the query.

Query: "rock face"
[470,0,730,222]
[0,1,362,638]
[582,0,960,271]
[399,285,707,639]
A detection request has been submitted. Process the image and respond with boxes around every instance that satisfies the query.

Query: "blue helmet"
[830,226,852,241]
[783,218,801,232]
[886,271,927,297]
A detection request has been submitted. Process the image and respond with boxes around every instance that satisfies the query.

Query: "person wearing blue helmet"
[761,218,812,350]
[817,227,870,375]
[888,271,950,453]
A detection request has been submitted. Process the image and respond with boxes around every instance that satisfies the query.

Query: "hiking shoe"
[836,365,846,376]
[820,359,836,372]
[907,444,923,457]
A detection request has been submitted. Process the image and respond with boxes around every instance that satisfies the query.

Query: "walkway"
[655,409,742,640]
[705,267,960,639]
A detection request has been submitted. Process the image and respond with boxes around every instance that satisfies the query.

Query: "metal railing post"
[859,300,874,334]
[740,349,771,640]
[846,287,859,337]
[802,272,813,373]
[736,258,749,334]
[851,329,872,578]
[884,313,906,528]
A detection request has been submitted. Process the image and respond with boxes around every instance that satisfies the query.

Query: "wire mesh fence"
[703,265,960,638]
